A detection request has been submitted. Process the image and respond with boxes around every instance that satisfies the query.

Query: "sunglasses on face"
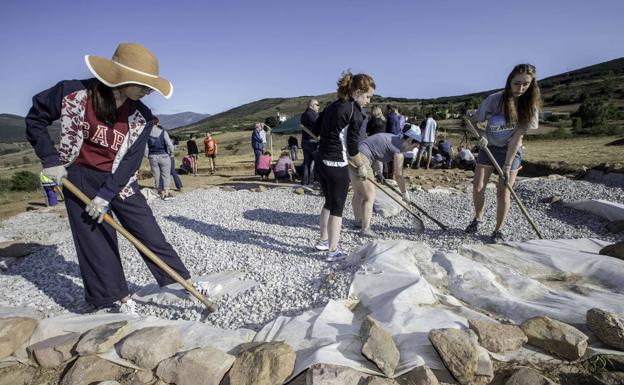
[139,85,154,94]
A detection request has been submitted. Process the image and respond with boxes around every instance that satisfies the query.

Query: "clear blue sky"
[1,0,622,116]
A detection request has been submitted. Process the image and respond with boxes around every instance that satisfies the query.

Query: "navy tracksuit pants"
[64,165,191,306]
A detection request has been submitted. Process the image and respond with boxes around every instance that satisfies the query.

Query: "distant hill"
[175,57,624,134]
[0,111,208,143]
[156,112,211,129]
[0,114,60,143]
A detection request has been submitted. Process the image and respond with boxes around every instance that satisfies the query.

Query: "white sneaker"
[325,246,348,262]
[98,298,138,316]
[314,239,329,251]
[119,298,137,315]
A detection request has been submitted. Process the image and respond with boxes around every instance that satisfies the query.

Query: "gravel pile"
[0,178,622,330]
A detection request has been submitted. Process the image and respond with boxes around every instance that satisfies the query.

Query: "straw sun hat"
[84,43,173,98]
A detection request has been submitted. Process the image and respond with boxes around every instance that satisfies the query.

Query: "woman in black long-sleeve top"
[311,71,376,261]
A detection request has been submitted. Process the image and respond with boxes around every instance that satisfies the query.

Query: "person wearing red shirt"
[203,132,218,174]
[25,43,196,313]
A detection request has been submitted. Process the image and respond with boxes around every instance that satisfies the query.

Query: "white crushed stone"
[0,178,622,330]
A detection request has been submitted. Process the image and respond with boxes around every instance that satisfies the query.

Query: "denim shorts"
[476,145,522,170]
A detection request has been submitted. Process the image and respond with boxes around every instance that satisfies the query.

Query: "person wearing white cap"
[25,43,192,313]
[348,127,421,237]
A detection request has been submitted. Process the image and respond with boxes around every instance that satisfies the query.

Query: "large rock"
[403,366,440,385]
[429,328,492,385]
[156,346,234,385]
[520,316,588,360]
[505,367,556,385]
[117,326,181,369]
[305,363,369,385]
[360,315,400,377]
[591,371,624,385]
[76,320,131,355]
[468,319,527,352]
[130,369,155,385]
[0,365,36,385]
[61,355,127,385]
[606,220,624,234]
[27,331,80,367]
[0,316,38,359]
[228,341,295,385]
[587,308,624,350]
[600,241,624,260]
[0,241,41,258]
[366,377,399,385]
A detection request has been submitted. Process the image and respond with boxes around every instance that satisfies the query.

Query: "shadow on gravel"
[242,208,317,229]
[4,245,143,313]
[166,215,314,255]
[544,203,609,236]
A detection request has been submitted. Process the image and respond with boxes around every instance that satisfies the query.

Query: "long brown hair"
[88,79,117,126]
[336,70,376,101]
[500,64,542,127]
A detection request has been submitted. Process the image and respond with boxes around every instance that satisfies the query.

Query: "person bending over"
[348,127,421,237]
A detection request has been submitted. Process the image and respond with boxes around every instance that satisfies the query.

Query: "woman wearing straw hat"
[25,43,192,313]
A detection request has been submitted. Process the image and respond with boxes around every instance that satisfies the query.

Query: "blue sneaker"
[326,247,348,262]
[315,239,329,251]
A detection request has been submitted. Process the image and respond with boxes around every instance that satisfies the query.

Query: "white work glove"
[357,164,367,180]
[402,191,411,203]
[42,165,67,186]
[85,196,110,224]
[477,136,488,149]
[500,165,511,184]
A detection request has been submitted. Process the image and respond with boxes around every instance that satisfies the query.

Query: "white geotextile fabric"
[563,199,624,222]
[436,238,624,325]
[373,188,403,218]
[255,240,495,380]
[131,271,258,305]
[3,238,624,377]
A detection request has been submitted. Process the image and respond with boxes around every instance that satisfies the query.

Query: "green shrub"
[264,116,279,128]
[10,171,39,191]
[571,99,618,135]
[0,178,10,192]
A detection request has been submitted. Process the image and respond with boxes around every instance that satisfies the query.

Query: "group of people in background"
[296,63,542,258]
[25,40,542,312]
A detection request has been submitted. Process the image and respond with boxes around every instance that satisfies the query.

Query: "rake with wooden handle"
[463,117,544,239]
[62,179,218,313]
[300,124,429,233]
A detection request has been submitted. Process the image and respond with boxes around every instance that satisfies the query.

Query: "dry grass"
[523,135,624,168]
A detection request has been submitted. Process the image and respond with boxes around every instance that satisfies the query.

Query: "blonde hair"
[371,106,385,121]
[336,70,376,101]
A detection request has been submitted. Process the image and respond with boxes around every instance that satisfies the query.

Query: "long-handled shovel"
[381,180,448,231]
[462,117,544,239]
[299,124,425,233]
[62,179,218,313]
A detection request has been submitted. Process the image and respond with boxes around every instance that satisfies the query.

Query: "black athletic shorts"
[318,161,349,217]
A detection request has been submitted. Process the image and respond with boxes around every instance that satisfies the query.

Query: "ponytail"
[336,70,376,101]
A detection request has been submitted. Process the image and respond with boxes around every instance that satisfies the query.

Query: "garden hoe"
[463,117,544,239]
[62,179,218,319]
